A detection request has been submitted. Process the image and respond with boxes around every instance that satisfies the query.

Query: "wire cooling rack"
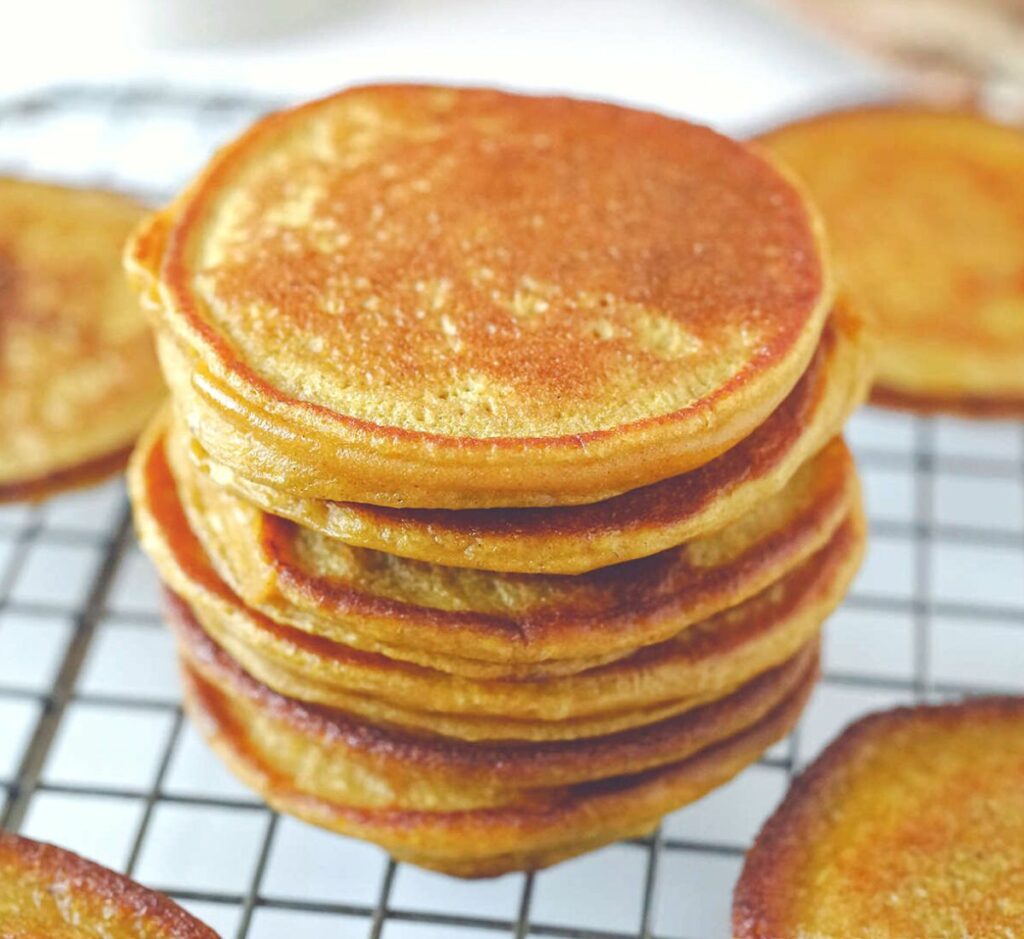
[1,85,1023,939]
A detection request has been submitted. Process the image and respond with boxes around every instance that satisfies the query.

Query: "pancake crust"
[157,494,860,742]
[0,832,216,938]
[175,597,816,791]
[757,106,1024,415]
[128,84,832,508]
[132,409,860,678]
[0,178,164,501]
[734,697,1024,938]
[178,612,818,875]
[184,304,872,573]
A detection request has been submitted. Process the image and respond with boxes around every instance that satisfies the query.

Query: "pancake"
[127,84,833,509]
[183,303,872,574]
[179,615,818,875]
[0,832,216,938]
[159,489,860,742]
[757,106,1024,415]
[131,407,860,679]
[734,697,1024,938]
[0,178,164,501]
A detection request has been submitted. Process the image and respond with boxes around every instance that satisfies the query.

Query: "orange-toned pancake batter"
[0,178,164,501]
[734,697,1024,938]
[758,106,1024,415]
[0,832,216,938]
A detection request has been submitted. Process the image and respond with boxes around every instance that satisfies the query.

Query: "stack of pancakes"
[126,85,871,876]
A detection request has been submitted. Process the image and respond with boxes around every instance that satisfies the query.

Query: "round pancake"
[183,303,872,573]
[127,84,832,508]
[0,832,216,938]
[734,697,1024,938]
[0,178,164,501]
[757,106,1024,415]
[160,496,860,741]
[179,627,818,875]
[131,407,858,677]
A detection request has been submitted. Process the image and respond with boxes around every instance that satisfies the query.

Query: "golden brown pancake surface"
[132,408,859,678]
[0,178,164,501]
[0,832,217,938]
[130,84,832,508]
[185,304,871,573]
[733,697,1024,938]
[757,106,1024,415]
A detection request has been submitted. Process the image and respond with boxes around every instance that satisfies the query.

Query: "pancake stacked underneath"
[126,84,871,876]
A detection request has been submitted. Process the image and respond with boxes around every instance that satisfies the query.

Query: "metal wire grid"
[0,85,1022,939]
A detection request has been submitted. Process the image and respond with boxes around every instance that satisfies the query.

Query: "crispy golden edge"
[0,832,217,937]
[732,696,1024,938]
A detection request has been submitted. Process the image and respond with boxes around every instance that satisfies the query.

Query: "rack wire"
[0,85,1022,939]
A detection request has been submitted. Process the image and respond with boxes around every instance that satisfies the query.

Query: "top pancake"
[130,84,832,508]
[0,832,216,938]
[1,178,164,501]
[734,697,1024,938]
[182,302,870,573]
[757,106,1024,415]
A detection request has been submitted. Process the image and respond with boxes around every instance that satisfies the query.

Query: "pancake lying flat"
[733,698,1024,938]
[177,603,819,877]
[127,84,832,508]
[0,178,164,501]
[758,107,1024,416]
[184,305,871,573]
[132,408,860,681]
[0,832,216,938]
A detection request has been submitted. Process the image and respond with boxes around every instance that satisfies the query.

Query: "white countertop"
[1,0,887,132]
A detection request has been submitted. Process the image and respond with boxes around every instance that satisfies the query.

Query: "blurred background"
[5,0,1021,134]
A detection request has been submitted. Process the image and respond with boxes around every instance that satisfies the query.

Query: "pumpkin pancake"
[182,303,871,574]
[0,832,216,938]
[127,84,832,509]
[734,697,1024,938]
[178,612,819,875]
[757,106,1024,415]
[158,493,860,741]
[0,178,164,501]
[131,407,859,679]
